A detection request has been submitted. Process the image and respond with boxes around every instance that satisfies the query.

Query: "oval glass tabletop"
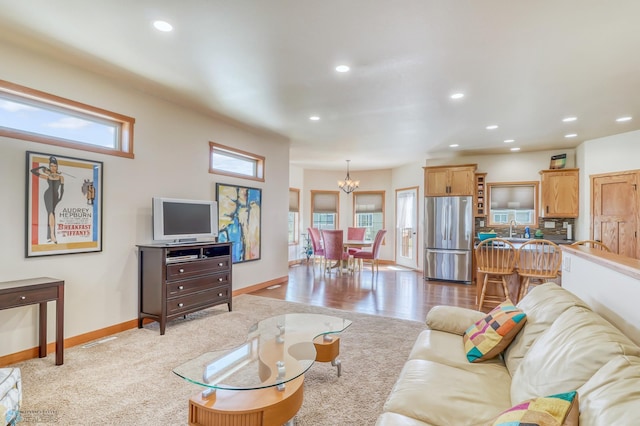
[172,313,352,391]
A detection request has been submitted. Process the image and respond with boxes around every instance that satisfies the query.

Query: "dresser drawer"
[0,287,58,309]
[167,287,230,315]
[166,272,230,298]
[166,256,230,280]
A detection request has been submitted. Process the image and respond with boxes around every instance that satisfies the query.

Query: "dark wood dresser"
[137,242,232,335]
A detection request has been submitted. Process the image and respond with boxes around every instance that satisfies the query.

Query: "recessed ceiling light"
[309,116,320,121]
[616,116,632,122]
[510,147,520,151]
[335,65,350,73]
[450,93,465,99]
[153,20,173,32]
[503,139,515,143]
[486,125,499,130]
[449,144,459,148]
[565,133,578,138]
[562,117,577,122]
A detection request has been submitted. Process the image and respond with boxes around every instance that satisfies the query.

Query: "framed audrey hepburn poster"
[26,151,103,257]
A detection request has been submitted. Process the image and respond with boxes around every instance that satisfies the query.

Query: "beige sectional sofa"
[376,283,640,425]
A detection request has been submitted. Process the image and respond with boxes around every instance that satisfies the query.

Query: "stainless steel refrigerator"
[424,196,473,283]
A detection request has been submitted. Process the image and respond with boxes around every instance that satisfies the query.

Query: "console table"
[137,241,232,335]
[0,277,65,365]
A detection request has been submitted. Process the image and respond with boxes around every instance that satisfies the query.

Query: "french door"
[395,187,419,269]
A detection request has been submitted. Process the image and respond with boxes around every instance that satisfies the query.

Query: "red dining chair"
[347,227,367,255]
[353,229,387,273]
[321,229,351,275]
[307,227,325,270]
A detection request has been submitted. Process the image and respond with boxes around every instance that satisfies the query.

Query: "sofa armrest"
[425,305,486,335]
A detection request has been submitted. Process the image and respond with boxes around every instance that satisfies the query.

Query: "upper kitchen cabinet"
[424,164,477,196]
[540,168,579,218]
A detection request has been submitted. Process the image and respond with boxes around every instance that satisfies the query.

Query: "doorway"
[395,187,419,269]
[591,171,639,258]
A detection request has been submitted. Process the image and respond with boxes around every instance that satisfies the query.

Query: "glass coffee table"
[173,313,352,426]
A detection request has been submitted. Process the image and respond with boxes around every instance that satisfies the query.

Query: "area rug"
[13,294,426,425]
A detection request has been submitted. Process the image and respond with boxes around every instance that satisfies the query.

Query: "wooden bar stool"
[475,238,516,310]
[516,239,562,301]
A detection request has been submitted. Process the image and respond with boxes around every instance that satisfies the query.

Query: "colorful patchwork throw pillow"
[463,299,527,362]
[490,391,579,426]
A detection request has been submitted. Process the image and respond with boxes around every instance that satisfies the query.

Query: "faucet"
[509,219,517,238]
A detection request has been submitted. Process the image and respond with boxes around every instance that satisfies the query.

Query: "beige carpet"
[13,294,426,425]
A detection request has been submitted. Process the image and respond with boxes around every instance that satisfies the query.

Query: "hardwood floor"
[249,261,479,322]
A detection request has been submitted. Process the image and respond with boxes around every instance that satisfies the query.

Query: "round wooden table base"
[188,375,304,426]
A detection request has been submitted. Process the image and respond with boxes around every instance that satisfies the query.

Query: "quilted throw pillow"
[490,391,579,426]
[463,299,527,362]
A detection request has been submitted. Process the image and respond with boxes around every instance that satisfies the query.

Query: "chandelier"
[337,160,360,194]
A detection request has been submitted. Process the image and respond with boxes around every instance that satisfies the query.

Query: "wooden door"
[592,172,638,258]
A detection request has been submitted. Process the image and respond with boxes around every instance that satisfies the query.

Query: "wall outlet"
[563,256,571,272]
[563,222,568,229]
[479,220,484,227]
[544,221,555,229]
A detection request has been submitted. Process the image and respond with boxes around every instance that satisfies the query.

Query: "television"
[152,197,218,243]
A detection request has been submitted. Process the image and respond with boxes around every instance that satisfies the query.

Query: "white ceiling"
[1,1,639,171]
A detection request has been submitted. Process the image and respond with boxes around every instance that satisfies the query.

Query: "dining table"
[342,239,373,252]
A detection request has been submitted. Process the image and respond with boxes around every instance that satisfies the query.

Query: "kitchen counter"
[474,237,575,249]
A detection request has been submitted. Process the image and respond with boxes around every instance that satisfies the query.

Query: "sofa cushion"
[410,329,504,368]
[383,359,512,425]
[0,368,21,426]
[426,305,486,335]
[375,412,434,426]
[511,305,640,404]
[503,283,590,375]
[487,390,579,426]
[463,300,527,362]
[577,355,640,425]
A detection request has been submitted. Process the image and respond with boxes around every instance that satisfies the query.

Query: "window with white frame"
[0,79,135,158]
[288,188,300,244]
[311,191,339,230]
[209,142,265,181]
[354,191,385,241]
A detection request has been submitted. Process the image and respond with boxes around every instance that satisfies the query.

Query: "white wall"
[426,149,576,182]
[0,42,290,357]
[561,248,640,346]
[575,130,640,239]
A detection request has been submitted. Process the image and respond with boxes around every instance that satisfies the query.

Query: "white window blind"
[289,189,299,212]
[313,192,338,213]
[355,193,383,213]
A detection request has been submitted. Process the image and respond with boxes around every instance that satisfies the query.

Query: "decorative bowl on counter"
[478,232,497,241]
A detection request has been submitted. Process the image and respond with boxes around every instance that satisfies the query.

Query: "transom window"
[0,79,134,158]
[209,142,265,181]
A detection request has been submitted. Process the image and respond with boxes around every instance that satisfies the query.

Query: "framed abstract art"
[216,183,262,263]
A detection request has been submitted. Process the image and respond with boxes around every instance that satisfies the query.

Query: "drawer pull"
[20,296,26,300]
[218,293,223,297]
[178,285,184,290]
[218,277,223,282]
[179,268,185,273]
[218,262,224,267]
[178,303,184,308]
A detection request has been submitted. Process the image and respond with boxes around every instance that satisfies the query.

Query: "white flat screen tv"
[152,197,218,243]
